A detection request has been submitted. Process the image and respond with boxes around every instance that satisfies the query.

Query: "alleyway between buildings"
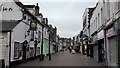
[12,50,106,67]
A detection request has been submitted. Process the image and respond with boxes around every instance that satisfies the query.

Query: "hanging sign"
[30,20,37,30]
[106,27,116,37]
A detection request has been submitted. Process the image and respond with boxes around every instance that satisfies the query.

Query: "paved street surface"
[12,50,106,67]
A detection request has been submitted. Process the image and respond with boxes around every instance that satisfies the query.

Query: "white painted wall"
[83,8,89,36]
[43,27,49,40]
[90,2,103,35]
[35,21,43,55]
[115,1,120,19]
[0,33,3,59]
[0,33,8,45]
[11,21,29,61]
[0,1,23,20]
[12,22,29,42]
[0,32,10,67]
[97,30,104,40]
[0,0,26,66]
[104,1,119,66]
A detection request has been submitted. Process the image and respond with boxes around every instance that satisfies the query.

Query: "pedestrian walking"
[68,46,72,53]
[71,49,75,54]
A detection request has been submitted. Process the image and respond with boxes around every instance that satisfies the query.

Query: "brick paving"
[12,50,106,67]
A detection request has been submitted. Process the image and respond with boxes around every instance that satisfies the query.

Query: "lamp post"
[48,30,51,60]
[30,20,37,59]
[40,26,44,61]
[34,40,37,59]
[23,40,28,63]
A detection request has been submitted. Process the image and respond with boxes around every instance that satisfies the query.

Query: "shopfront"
[43,39,49,56]
[97,30,105,63]
[105,24,117,66]
[92,34,98,62]
[114,17,120,67]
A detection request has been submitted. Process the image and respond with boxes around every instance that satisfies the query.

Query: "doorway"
[98,39,105,63]
[22,43,26,63]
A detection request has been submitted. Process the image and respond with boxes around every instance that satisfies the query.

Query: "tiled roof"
[0,20,20,32]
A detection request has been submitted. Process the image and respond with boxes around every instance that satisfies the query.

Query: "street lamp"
[34,40,37,59]
[48,30,51,60]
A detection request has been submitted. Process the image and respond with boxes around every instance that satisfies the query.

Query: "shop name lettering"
[0,4,13,11]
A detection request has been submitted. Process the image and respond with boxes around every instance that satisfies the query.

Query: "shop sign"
[114,18,120,35]
[98,30,104,40]
[0,4,13,12]
[106,27,116,37]
[114,22,119,30]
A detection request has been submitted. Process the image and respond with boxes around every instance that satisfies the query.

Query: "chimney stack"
[37,3,38,6]
[43,18,48,25]
[35,3,39,16]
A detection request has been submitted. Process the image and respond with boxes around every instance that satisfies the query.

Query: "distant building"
[88,0,120,66]
[82,7,95,56]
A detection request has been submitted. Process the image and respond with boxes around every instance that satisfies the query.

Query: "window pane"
[14,42,19,59]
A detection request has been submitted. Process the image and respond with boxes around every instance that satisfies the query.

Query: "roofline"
[82,7,95,18]
[0,30,11,32]
[24,5,35,8]
[14,0,44,27]
[1,20,21,32]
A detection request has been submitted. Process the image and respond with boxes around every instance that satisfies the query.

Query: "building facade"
[0,0,58,67]
[82,8,95,56]
[82,0,120,67]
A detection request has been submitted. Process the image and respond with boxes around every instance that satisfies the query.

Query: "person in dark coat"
[68,46,72,53]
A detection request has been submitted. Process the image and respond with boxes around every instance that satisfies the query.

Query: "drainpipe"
[48,32,51,60]
[104,28,108,66]
[9,31,11,68]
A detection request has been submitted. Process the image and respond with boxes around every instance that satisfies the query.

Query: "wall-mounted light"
[27,30,30,36]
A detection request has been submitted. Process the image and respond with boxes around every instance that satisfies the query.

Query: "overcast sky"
[19,0,98,38]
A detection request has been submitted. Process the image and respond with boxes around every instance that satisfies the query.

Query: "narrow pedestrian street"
[1,0,120,68]
[12,50,105,67]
